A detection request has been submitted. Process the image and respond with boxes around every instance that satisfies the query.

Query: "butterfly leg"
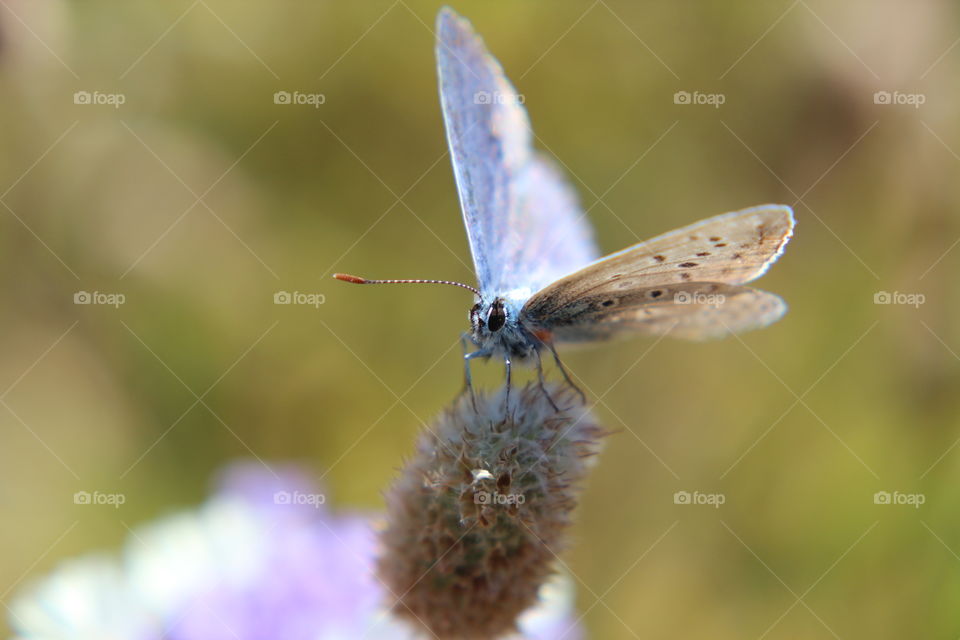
[460,333,472,392]
[462,335,490,411]
[533,348,560,412]
[546,342,586,405]
[503,355,512,410]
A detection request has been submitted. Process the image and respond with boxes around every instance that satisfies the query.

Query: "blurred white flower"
[9,463,582,640]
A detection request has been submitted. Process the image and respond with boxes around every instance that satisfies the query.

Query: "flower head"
[379,383,604,639]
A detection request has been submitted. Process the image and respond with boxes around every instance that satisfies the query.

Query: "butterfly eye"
[487,300,506,332]
[470,302,485,328]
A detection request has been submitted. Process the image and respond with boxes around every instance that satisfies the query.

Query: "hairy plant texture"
[378,383,605,639]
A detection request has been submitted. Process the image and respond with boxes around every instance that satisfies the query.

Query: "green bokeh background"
[2,1,959,637]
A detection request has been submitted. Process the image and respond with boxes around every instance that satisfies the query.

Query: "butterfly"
[335,7,794,401]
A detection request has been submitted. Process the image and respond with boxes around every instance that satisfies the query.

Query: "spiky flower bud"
[378,383,605,639]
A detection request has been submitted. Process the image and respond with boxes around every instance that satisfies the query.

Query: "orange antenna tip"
[333,273,368,284]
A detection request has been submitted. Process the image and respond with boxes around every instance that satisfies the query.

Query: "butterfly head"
[469,296,538,360]
[469,297,507,340]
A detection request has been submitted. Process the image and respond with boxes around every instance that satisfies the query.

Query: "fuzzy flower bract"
[379,383,604,639]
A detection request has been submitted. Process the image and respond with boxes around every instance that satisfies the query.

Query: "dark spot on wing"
[678,262,698,268]
[680,272,692,281]
[714,242,727,247]
[696,252,710,257]
[709,236,721,242]
[733,253,743,260]
[650,289,663,298]
[653,255,666,263]
[601,299,615,307]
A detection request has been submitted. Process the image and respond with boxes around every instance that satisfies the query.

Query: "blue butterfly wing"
[436,8,599,299]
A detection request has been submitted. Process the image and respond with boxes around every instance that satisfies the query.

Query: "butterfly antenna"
[333,273,480,296]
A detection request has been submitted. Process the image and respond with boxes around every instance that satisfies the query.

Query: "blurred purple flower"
[10,462,582,640]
